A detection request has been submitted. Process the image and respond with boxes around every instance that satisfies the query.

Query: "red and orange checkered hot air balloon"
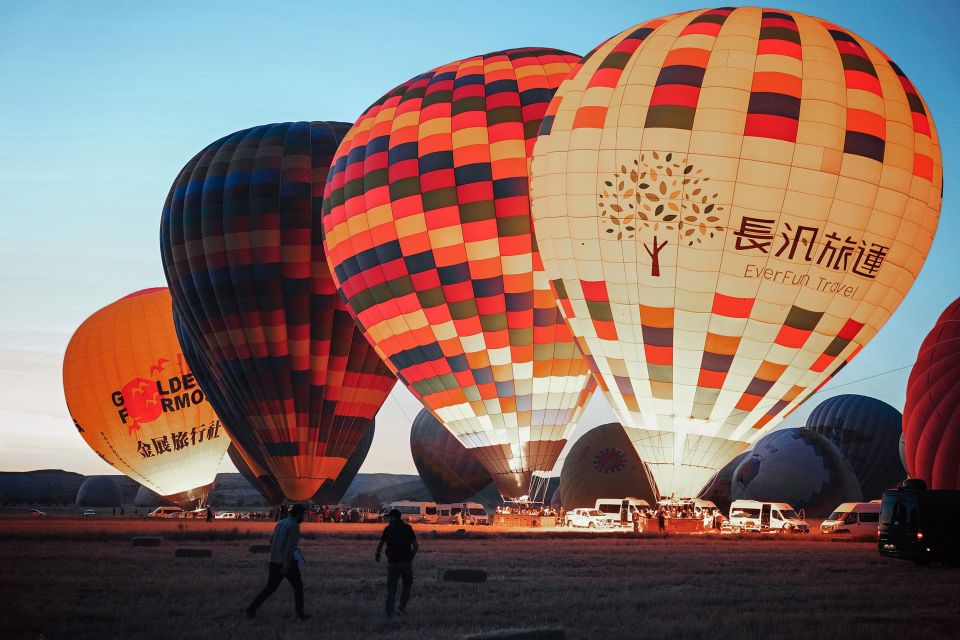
[322,48,597,498]
[161,122,397,502]
[63,288,228,509]
[530,8,942,498]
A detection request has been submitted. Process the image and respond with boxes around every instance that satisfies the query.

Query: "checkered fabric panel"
[322,49,597,497]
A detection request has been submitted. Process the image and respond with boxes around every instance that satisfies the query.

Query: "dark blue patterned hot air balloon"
[805,394,906,499]
[410,409,493,504]
[161,122,396,501]
[731,428,862,518]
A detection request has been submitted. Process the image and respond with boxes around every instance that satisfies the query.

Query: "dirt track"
[1,518,957,639]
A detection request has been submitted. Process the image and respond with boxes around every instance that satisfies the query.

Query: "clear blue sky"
[1,1,957,476]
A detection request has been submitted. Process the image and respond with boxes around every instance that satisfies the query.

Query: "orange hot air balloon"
[63,288,228,508]
[530,8,942,498]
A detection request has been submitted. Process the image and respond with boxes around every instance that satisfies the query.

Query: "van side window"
[859,512,879,523]
[844,512,857,525]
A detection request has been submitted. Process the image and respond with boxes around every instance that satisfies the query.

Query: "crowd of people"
[493,504,557,517]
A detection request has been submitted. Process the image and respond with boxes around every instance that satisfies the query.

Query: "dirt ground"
[0,518,957,640]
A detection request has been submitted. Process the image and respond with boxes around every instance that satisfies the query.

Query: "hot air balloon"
[322,48,597,499]
[75,476,123,508]
[731,428,862,517]
[161,122,397,501]
[559,422,657,510]
[530,8,942,498]
[805,394,905,499]
[698,451,750,515]
[903,297,960,489]
[410,408,494,504]
[63,288,228,509]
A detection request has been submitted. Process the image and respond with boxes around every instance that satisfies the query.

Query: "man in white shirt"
[246,503,309,620]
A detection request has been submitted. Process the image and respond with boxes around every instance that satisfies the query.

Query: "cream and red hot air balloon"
[530,8,942,497]
[322,48,597,498]
[63,288,228,508]
[161,122,397,502]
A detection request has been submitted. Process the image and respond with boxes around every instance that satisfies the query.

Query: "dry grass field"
[0,518,957,640]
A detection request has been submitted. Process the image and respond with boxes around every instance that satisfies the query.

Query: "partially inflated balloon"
[63,288,228,508]
[559,422,657,509]
[731,428,862,517]
[161,122,397,501]
[410,408,494,504]
[323,49,597,498]
[530,8,942,498]
[903,297,960,489]
[805,394,905,499]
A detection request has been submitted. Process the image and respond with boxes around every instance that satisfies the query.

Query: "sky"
[1,0,957,479]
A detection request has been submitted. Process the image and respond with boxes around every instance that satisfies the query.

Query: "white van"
[820,501,881,536]
[594,497,652,526]
[146,506,184,519]
[438,503,489,525]
[728,500,809,533]
[383,501,439,524]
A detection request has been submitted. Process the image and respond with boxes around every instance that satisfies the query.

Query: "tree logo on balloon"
[598,152,725,277]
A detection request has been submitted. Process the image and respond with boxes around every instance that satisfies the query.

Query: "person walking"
[375,508,418,618]
[632,508,641,533]
[657,509,665,534]
[206,506,213,522]
[246,504,310,620]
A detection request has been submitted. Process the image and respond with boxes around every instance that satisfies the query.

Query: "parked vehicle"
[82,509,96,517]
[29,509,47,517]
[215,511,237,519]
[564,508,610,529]
[820,501,881,535]
[438,503,489,525]
[594,497,651,526]
[146,506,184,519]
[382,501,439,524]
[728,500,809,533]
[879,479,960,564]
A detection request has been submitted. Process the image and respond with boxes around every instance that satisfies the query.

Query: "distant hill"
[0,469,435,509]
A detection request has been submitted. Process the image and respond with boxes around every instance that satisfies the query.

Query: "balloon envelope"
[731,428,862,517]
[161,122,397,501]
[903,297,960,489]
[530,8,942,498]
[63,288,227,509]
[322,49,596,498]
[805,394,905,499]
[75,476,123,508]
[410,409,494,504]
[559,422,657,509]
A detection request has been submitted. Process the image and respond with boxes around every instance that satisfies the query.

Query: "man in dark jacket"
[246,504,309,620]
[375,508,418,617]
